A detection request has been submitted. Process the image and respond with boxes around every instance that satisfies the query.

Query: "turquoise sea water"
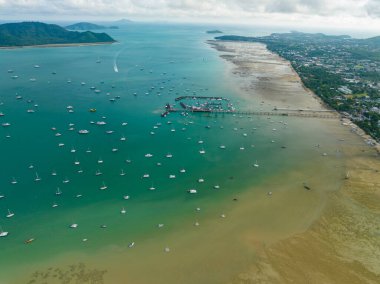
[0,24,349,282]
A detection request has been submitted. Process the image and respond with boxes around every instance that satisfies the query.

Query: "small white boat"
[199,149,206,154]
[121,208,126,214]
[62,178,70,184]
[149,185,156,191]
[120,169,126,176]
[0,227,9,237]
[123,195,130,200]
[34,173,41,182]
[52,203,58,208]
[180,168,186,173]
[74,160,80,165]
[142,174,150,178]
[128,242,135,248]
[100,182,108,190]
[166,153,173,158]
[6,209,14,218]
[120,136,126,141]
[188,189,197,194]
[198,178,204,183]
[111,148,118,152]
[70,148,76,153]
[58,143,65,147]
[219,145,226,149]
[198,140,204,144]
[158,224,164,228]
[98,158,103,164]
[214,185,220,189]
[169,175,176,179]
[145,153,153,158]
[51,170,57,176]
[0,194,5,199]
[86,148,92,153]
[69,223,78,229]
[55,188,62,195]
[122,122,128,126]
[240,146,245,150]
[78,129,89,134]
[253,160,259,168]
[11,177,17,184]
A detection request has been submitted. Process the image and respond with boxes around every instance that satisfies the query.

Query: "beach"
[210,40,380,284]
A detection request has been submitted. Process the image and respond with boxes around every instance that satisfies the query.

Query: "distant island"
[207,30,223,34]
[0,22,116,47]
[65,22,119,30]
[216,31,380,141]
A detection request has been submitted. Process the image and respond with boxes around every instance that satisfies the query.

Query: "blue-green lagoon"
[0,24,371,283]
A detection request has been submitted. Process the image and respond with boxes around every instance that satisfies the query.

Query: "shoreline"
[210,39,380,153]
[211,39,380,283]
[0,41,116,50]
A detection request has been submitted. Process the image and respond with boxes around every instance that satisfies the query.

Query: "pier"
[162,97,340,119]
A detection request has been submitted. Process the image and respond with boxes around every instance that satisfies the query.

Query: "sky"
[0,0,380,33]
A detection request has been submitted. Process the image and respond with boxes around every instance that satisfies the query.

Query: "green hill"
[65,22,118,30]
[0,22,116,47]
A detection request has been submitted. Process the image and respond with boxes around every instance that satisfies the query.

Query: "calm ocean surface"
[0,23,348,283]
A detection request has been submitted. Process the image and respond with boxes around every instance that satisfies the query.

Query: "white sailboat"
[34,172,41,182]
[0,226,9,237]
[6,209,14,218]
[100,182,108,190]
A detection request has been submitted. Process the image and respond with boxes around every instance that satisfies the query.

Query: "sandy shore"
[211,40,380,284]
[0,42,115,50]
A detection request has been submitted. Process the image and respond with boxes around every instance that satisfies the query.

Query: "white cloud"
[0,0,379,30]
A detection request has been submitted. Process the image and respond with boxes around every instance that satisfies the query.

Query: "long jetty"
[165,108,340,119]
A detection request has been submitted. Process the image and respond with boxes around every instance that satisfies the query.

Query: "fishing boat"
[25,238,35,244]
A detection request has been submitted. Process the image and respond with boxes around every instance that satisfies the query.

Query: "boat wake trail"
[113,48,125,73]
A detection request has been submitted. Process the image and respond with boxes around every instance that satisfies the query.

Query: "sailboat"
[34,172,41,182]
[253,160,259,168]
[11,177,17,184]
[6,209,14,218]
[100,182,108,190]
[55,188,62,195]
[120,169,126,176]
[120,208,126,214]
